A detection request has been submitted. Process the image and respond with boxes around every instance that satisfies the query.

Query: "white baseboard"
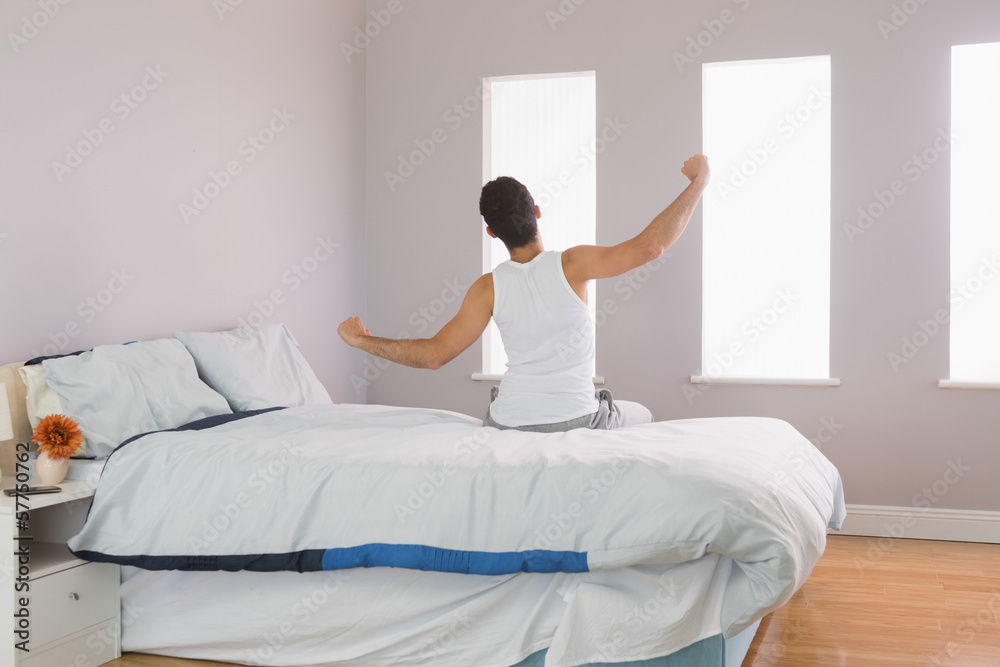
[834,504,1000,544]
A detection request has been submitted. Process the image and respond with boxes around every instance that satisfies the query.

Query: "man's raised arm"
[337,274,494,371]
[562,154,710,284]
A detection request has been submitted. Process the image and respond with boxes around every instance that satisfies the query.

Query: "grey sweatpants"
[483,387,653,432]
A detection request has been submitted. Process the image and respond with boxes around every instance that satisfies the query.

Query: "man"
[339,154,709,431]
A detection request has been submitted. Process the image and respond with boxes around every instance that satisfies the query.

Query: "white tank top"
[489,250,599,426]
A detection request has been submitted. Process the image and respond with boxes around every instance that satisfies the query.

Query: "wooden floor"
[110,535,1000,667]
[742,535,1000,666]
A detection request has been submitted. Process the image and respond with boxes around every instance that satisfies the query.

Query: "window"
[948,42,1000,385]
[481,71,597,376]
[699,56,833,383]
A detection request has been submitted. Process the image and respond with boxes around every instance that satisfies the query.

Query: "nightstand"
[0,477,120,667]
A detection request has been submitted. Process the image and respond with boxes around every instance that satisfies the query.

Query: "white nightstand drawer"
[19,618,120,667]
[30,561,118,647]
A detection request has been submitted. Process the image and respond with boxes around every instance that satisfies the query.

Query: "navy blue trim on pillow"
[25,349,87,366]
[25,340,138,366]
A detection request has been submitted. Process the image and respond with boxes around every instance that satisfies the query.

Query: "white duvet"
[70,404,844,664]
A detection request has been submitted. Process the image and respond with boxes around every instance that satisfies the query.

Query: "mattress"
[120,555,736,667]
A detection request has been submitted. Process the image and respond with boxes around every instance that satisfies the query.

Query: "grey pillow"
[173,324,333,412]
[42,339,232,458]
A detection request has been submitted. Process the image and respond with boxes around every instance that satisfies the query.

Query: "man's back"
[489,250,599,427]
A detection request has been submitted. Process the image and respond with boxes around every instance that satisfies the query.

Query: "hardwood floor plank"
[938,573,1000,593]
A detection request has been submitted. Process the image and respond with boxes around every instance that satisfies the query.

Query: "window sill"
[689,376,841,387]
[472,373,606,386]
[938,379,1000,390]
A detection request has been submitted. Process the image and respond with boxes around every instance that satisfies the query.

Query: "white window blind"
[949,42,1000,384]
[701,56,831,382]
[482,71,597,375]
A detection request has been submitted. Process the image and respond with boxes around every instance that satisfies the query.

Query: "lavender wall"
[363,0,1000,511]
[0,0,367,401]
[2,0,997,513]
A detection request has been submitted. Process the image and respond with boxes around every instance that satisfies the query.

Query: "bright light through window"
[950,42,1000,383]
[701,56,831,381]
[483,72,596,375]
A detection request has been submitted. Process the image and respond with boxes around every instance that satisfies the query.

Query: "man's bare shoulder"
[467,272,494,304]
[561,244,606,279]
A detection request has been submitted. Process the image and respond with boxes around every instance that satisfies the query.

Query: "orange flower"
[32,414,83,460]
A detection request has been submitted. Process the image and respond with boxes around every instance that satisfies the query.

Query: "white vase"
[35,451,69,485]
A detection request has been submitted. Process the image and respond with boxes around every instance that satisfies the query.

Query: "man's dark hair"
[479,176,538,250]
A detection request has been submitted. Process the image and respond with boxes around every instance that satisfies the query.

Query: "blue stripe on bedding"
[69,548,327,572]
[70,545,588,576]
[320,544,589,575]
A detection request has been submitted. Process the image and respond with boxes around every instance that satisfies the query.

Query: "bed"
[0,324,845,666]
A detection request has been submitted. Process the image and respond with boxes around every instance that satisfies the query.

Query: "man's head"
[479,176,539,250]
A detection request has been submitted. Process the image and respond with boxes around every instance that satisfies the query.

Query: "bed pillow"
[41,338,233,458]
[173,324,333,411]
[22,348,115,457]
[18,363,65,429]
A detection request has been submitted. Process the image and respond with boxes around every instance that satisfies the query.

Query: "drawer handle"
[68,592,79,601]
